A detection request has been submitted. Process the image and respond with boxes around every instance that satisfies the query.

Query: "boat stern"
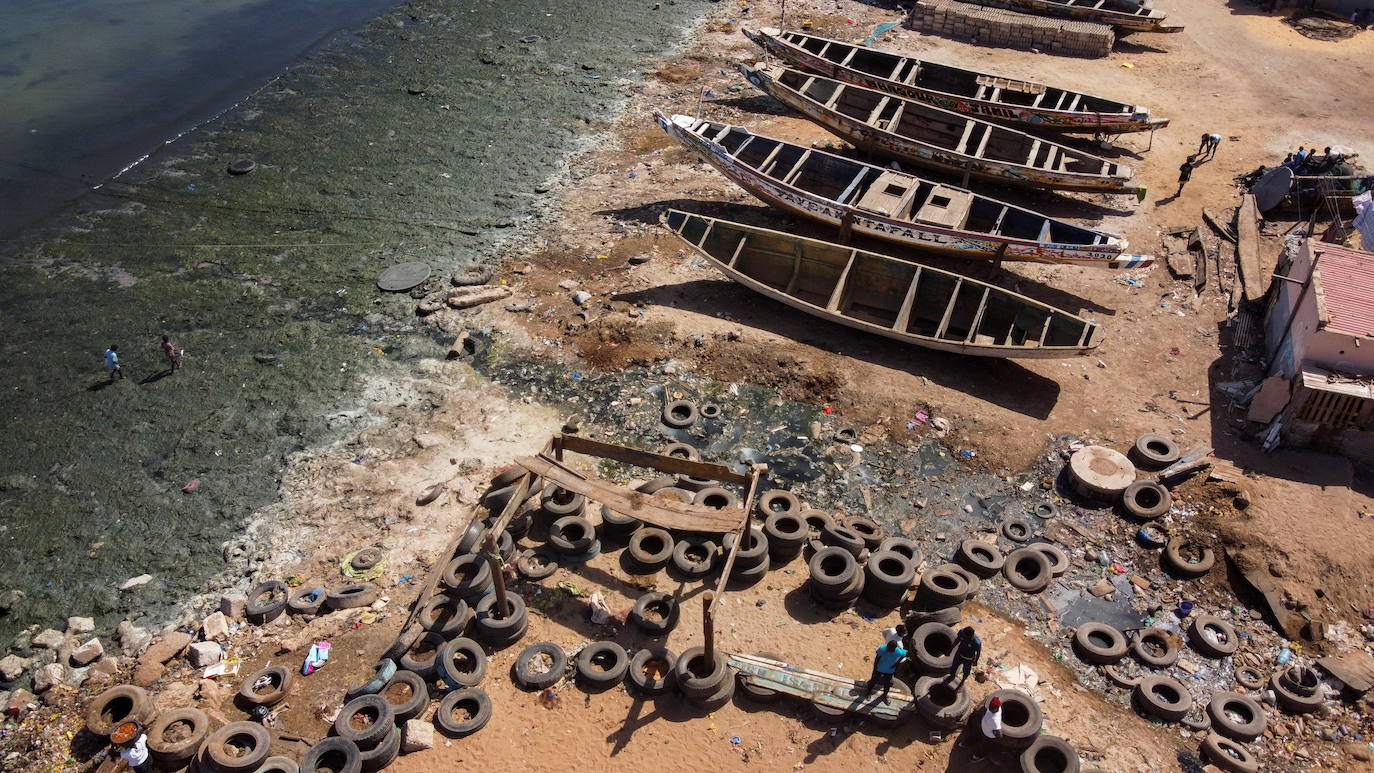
[1109,253,1154,270]
[736,62,776,94]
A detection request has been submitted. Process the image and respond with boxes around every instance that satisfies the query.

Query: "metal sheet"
[1253,166,1294,212]
[729,653,914,718]
[376,261,431,291]
[515,455,747,533]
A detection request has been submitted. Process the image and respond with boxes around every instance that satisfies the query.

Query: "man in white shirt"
[116,724,154,773]
[970,696,1002,763]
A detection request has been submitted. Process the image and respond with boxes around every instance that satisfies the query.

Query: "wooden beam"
[1236,194,1266,303]
[708,465,764,616]
[516,455,747,533]
[555,434,750,484]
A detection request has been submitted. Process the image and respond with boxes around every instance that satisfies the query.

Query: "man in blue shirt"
[949,626,982,685]
[866,639,906,700]
[104,345,123,380]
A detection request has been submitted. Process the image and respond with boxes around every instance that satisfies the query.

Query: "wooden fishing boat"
[743,28,1168,134]
[661,209,1103,358]
[958,0,1181,33]
[740,63,1139,194]
[653,111,1152,269]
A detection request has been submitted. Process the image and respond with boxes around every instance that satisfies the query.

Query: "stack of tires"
[722,526,770,588]
[907,565,970,627]
[807,546,864,609]
[673,646,735,711]
[624,527,676,575]
[332,693,401,772]
[1269,665,1324,714]
[544,486,600,564]
[762,511,807,564]
[912,675,970,731]
[862,549,916,609]
[195,722,290,773]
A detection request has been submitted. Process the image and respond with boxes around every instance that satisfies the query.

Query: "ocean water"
[0,0,712,646]
[0,0,404,239]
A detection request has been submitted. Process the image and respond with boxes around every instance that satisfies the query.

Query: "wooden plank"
[515,455,747,533]
[1156,446,1213,484]
[1317,652,1374,694]
[1203,208,1238,244]
[892,266,922,333]
[1229,549,1307,640]
[825,251,858,311]
[729,653,914,717]
[555,434,750,484]
[1237,194,1266,303]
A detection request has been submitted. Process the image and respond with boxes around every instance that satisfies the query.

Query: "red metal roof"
[1316,242,1374,337]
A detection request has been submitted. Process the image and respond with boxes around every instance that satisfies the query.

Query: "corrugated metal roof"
[1315,242,1374,337]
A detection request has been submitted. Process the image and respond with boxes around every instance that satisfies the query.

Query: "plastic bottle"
[1277,647,1293,665]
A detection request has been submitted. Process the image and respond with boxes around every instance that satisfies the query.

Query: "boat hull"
[741,65,1138,194]
[655,112,1152,269]
[961,0,1181,32]
[661,209,1104,359]
[743,29,1167,134]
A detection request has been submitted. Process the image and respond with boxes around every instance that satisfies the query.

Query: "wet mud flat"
[0,0,714,645]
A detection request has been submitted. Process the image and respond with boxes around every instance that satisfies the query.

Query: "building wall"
[1304,329,1374,372]
[1265,242,1321,379]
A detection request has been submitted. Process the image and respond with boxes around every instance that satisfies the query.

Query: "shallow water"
[0,0,403,238]
[0,0,714,644]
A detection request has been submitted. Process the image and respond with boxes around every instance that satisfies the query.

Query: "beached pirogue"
[654,111,1152,269]
[742,28,1168,134]
[740,63,1139,194]
[661,210,1103,358]
[958,0,1181,33]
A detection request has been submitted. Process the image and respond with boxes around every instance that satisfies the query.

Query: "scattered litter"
[303,641,331,675]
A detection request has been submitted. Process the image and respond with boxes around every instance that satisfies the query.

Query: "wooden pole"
[703,592,716,669]
[485,532,509,619]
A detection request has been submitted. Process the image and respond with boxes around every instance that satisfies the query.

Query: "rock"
[557,279,579,290]
[133,632,193,686]
[1344,743,1371,762]
[627,254,651,265]
[116,621,152,656]
[403,718,435,753]
[32,663,68,692]
[445,285,510,309]
[91,658,120,677]
[0,590,24,614]
[201,612,231,642]
[1089,578,1117,598]
[70,639,104,666]
[5,688,35,716]
[119,575,153,591]
[31,629,64,650]
[571,290,592,306]
[187,642,222,668]
[10,626,36,652]
[66,617,95,637]
[0,654,29,682]
[220,594,247,621]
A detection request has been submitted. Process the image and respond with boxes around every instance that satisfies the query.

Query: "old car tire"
[473,593,528,647]
[956,539,1003,578]
[351,547,384,571]
[358,725,401,773]
[146,707,211,766]
[808,547,859,593]
[627,648,677,697]
[436,637,487,688]
[434,687,491,737]
[1027,543,1069,577]
[1122,481,1172,520]
[913,675,971,729]
[918,566,970,606]
[757,489,801,518]
[722,526,770,570]
[1270,670,1324,714]
[911,622,958,674]
[693,486,739,510]
[541,487,587,518]
[1207,691,1267,741]
[205,722,272,772]
[417,594,471,638]
[86,684,153,736]
[287,586,327,616]
[675,646,729,699]
[820,522,865,557]
[1201,733,1260,773]
[841,515,884,549]
[1074,623,1129,666]
[1019,735,1080,773]
[1131,434,1180,470]
[1133,676,1193,723]
[398,632,444,680]
[670,538,718,578]
[327,583,380,610]
[985,690,1042,748]
[1001,516,1034,542]
[238,665,293,706]
[246,580,289,624]
[299,738,360,773]
[513,642,567,690]
[764,512,808,551]
[576,641,629,690]
[1189,615,1239,658]
[630,592,680,635]
[626,527,675,572]
[548,515,596,554]
[333,694,394,749]
[517,547,560,580]
[1003,548,1053,594]
[1234,667,1265,691]
[379,670,428,722]
[662,400,698,428]
[1131,628,1180,668]
[1164,538,1215,578]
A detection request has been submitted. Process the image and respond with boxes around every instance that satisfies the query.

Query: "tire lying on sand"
[333,694,394,749]
[1207,691,1267,741]
[1133,675,1193,723]
[513,642,567,691]
[1002,548,1052,594]
[913,675,971,729]
[379,670,428,722]
[205,722,273,772]
[983,690,1043,749]
[630,592,680,636]
[147,708,212,768]
[239,665,293,706]
[910,622,958,675]
[1201,733,1260,773]
[436,638,487,689]
[673,646,730,700]
[576,641,629,691]
[299,738,360,773]
[434,687,492,737]
[1130,433,1180,470]
[1019,735,1081,773]
[627,648,677,697]
[1164,538,1215,578]
[1122,480,1171,520]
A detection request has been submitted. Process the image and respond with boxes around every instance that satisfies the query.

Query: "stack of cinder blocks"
[906,0,1115,58]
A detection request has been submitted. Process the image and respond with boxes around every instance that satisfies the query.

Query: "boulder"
[219,594,248,621]
[32,663,68,692]
[70,639,104,666]
[201,612,230,642]
[133,632,193,686]
[187,642,222,668]
[0,654,29,682]
[116,620,152,656]
[66,617,95,637]
[4,688,35,716]
[31,629,64,650]
[402,718,434,753]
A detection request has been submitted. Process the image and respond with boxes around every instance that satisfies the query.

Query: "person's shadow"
[1155,192,1183,206]
[86,378,117,392]
[139,369,174,385]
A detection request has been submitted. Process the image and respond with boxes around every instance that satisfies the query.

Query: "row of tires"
[1073,615,1239,669]
[241,579,381,624]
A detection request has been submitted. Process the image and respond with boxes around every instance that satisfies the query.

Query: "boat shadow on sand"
[599,199,1119,317]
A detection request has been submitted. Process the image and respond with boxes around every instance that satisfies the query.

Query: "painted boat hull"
[960,0,1181,32]
[743,28,1168,134]
[661,209,1104,358]
[741,64,1139,194]
[654,111,1153,269]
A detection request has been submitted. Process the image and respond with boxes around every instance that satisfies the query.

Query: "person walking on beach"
[160,335,181,372]
[948,626,983,685]
[1176,158,1194,197]
[865,639,906,700]
[104,345,123,380]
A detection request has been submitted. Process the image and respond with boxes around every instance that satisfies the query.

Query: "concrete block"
[66,617,95,637]
[402,718,434,753]
[201,612,231,642]
[70,638,104,666]
[187,642,222,668]
[219,594,248,621]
